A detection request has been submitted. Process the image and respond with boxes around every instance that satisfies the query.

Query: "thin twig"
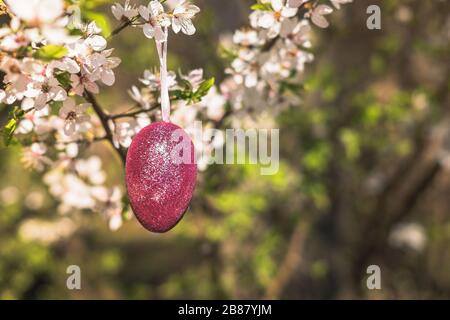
[62,135,108,145]
[108,19,135,39]
[110,103,160,120]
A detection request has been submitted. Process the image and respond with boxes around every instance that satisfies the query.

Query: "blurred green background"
[0,0,449,299]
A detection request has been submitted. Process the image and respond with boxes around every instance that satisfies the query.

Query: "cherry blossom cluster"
[0,0,352,231]
[0,1,120,137]
[111,0,200,41]
[0,0,124,229]
[0,0,204,230]
[221,0,352,123]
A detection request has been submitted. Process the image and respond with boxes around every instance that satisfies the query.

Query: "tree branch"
[264,222,308,299]
[83,90,127,164]
[110,103,160,120]
[108,18,135,39]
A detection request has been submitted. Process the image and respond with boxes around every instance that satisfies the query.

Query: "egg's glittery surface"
[125,121,197,233]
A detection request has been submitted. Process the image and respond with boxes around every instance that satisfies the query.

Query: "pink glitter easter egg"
[125,121,197,233]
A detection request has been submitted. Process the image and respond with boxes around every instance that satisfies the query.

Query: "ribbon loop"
[156,27,170,122]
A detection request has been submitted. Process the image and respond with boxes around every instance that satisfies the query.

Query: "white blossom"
[250,0,298,38]
[0,18,40,51]
[200,86,226,121]
[128,85,152,110]
[22,142,51,172]
[4,0,70,44]
[112,114,151,148]
[389,223,427,252]
[112,0,139,21]
[58,98,91,137]
[171,0,200,35]
[140,69,177,90]
[75,156,106,185]
[233,29,264,47]
[70,74,99,95]
[25,76,67,110]
[5,0,64,26]
[181,68,204,89]
[17,105,50,134]
[92,186,124,231]
[310,4,333,28]
[139,1,170,42]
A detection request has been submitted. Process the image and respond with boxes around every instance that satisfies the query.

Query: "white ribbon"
[156,27,170,122]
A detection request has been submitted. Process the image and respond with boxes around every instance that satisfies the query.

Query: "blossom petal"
[34,93,48,110]
[86,35,107,51]
[85,81,99,94]
[258,13,276,29]
[281,7,298,18]
[315,4,333,15]
[138,5,150,20]
[143,24,155,39]
[288,0,305,8]
[181,19,196,35]
[64,59,81,74]
[101,69,115,86]
[311,13,329,28]
[64,120,76,136]
[271,0,283,12]
[154,26,167,42]
[149,0,164,16]
[50,86,67,101]
[172,18,182,34]
[107,57,121,69]
[112,4,124,20]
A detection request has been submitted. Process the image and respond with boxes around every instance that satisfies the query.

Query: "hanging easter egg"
[125,121,197,233]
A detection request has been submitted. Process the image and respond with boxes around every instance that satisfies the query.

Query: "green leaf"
[34,45,68,61]
[1,106,25,148]
[55,71,72,90]
[195,77,215,98]
[279,81,304,95]
[173,77,215,104]
[251,3,273,11]
[79,0,113,10]
[171,89,193,101]
[2,118,17,147]
[339,129,361,160]
[178,78,193,91]
[121,195,132,220]
[219,46,238,62]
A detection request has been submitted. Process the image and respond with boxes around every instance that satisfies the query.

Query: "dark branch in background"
[265,222,308,299]
[350,28,450,292]
[83,90,127,163]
